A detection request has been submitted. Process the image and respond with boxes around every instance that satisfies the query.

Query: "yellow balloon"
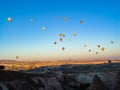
[101,47,105,51]
[16,56,19,59]
[64,18,68,21]
[8,17,12,22]
[59,33,63,37]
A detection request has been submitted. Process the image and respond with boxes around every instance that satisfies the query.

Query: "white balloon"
[41,27,46,31]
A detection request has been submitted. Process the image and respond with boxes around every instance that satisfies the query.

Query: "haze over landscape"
[0,0,120,61]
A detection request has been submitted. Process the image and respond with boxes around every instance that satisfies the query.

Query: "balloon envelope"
[60,38,63,42]
[8,17,12,22]
[84,45,87,48]
[62,47,65,51]
[64,18,68,21]
[111,41,114,44]
[101,47,105,51]
[54,42,57,45]
[63,34,65,37]
[59,33,63,37]
[16,56,19,59]
[80,20,83,24]
[98,45,101,48]
[73,33,77,37]
[89,49,91,52]
[96,52,98,54]
[41,27,46,31]
[68,38,71,41]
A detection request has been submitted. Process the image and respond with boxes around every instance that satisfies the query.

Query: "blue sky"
[0,0,120,61]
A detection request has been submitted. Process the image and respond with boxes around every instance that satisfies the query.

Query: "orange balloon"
[59,33,63,37]
[101,47,105,51]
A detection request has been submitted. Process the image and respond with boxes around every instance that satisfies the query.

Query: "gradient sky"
[0,0,120,61]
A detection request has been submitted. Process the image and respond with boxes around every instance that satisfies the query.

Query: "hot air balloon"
[60,38,63,42]
[59,33,63,37]
[98,45,101,48]
[64,18,68,21]
[111,41,114,44]
[16,56,19,59]
[80,20,83,24]
[96,52,98,54]
[63,34,65,37]
[54,42,57,45]
[73,33,77,37]
[84,44,87,48]
[89,49,91,52]
[8,17,12,22]
[68,38,71,41]
[101,47,105,52]
[41,27,46,31]
[62,47,65,51]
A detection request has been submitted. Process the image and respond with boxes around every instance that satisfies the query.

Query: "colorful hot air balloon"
[54,42,57,45]
[62,47,65,51]
[98,45,101,48]
[60,38,63,42]
[41,27,46,31]
[80,20,83,24]
[8,17,12,22]
[101,47,105,52]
